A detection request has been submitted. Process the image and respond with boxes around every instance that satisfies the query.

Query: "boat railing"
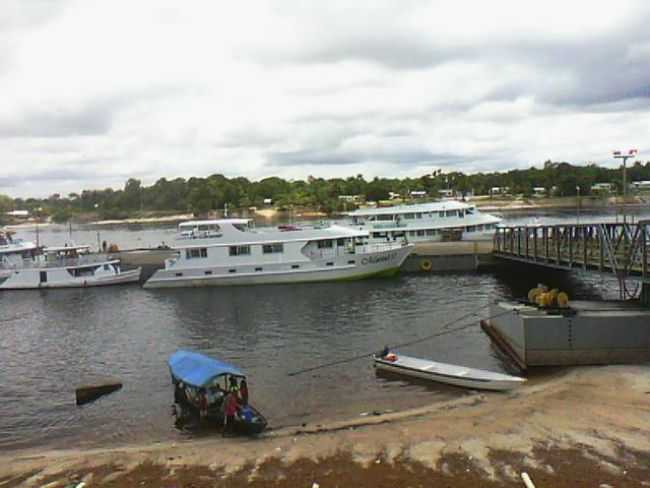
[0,253,113,270]
[357,241,409,253]
[370,222,408,229]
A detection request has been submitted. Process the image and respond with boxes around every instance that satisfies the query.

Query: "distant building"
[5,210,29,218]
[632,181,650,191]
[338,194,364,203]
[490,187,510,196]
[438,189,454,198]
[409,190,427,198]
[591,182,614,193]
[532,187,546,197]
[388,192,401,200]
[263,198,273,205]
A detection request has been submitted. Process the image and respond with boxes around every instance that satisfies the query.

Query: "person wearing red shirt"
[223,392,239,437]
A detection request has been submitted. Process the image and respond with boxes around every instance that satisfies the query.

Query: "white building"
[409,190,427,198]
[5,210,29,218]
[591,183,614,193]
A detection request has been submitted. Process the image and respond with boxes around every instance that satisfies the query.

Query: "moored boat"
[374,350,526,391]
[0,231,141,289]
[346,201,502,243]
[144,219,413,288]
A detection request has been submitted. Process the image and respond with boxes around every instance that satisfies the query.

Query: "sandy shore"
[2,364,649,487]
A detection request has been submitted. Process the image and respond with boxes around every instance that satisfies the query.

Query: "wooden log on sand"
[75,380,122,405]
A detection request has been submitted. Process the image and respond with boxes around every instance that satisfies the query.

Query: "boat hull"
[374,355,525,392]
[144,245,412,288]
[0,267,141,290]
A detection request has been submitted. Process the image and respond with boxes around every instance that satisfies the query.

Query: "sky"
[1,1,649,197]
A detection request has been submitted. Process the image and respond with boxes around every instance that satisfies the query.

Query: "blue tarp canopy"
[168,350,245,388]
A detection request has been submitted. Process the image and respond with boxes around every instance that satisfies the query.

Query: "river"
[0,208,646,452]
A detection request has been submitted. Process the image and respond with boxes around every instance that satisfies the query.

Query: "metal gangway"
[493,220,650,302]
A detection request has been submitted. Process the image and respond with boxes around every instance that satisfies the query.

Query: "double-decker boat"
[144,219,413,288]
[0,230,141,289]
[346,201,501,243]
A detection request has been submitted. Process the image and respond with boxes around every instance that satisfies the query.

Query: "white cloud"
[1,0,649,196]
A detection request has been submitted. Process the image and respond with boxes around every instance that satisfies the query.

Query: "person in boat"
[223,391,240,437]
[239,379,248,406]
[198,387,208,419]
[207,384,225,406]
[174,381,187,404]
[228,376,239,394]
[377,346,398,362]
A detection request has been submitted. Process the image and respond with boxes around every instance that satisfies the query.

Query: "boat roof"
[168,350,245,388]
[347,200,472,217]
[179,219,251,228]
[44,245,91,253]
[173,223,368,249]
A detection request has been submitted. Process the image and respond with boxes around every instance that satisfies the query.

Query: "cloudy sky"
[1,1,649,197]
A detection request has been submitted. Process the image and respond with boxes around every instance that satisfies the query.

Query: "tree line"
[1,160,649,224]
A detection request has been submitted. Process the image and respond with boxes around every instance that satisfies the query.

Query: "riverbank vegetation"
[2,160,649,224]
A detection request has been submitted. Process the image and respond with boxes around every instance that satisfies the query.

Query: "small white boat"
[0,233,141,290]
[374,351,526,391]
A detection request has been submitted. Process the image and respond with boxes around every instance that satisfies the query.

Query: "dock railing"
[493,220,649,289]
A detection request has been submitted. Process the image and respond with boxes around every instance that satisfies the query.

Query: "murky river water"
[0,208,646,452]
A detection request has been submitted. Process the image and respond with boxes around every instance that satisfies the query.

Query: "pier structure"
[493,220,650,304]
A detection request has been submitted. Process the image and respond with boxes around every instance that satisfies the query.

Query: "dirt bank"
[2,365,649,486]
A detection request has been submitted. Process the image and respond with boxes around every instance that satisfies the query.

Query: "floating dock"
[403,240,496,273]
[483,300,650,369]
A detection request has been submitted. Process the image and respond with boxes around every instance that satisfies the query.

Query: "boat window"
[445,210,457,217]
[336,238,346,246]
[458,210,464,218]
[175,272,183,277]
[377,214,393,221]
[262,243,283,254]
[403,213,415,219]
[232,223,249,232]
[417,230,425,236]
[204,270,213,275]
[409,231,416,236]
[439,211,445,218]
[104,264,110,271]
[426,229,435,236]
[317,240,333,249]
[466,226,476,232]
[255,267,263,272]
[291,264,300,269]
[228,269,237,273]
[39,271,47,283]
[466,207,475,215]
[348,260,355,264]
[326,262,334,266]
[186,248,208,259]
[415,213,422,219]
[229,245,251,256]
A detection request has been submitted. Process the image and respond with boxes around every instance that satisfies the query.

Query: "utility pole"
[613,149,637,224]
[576,185,581,225]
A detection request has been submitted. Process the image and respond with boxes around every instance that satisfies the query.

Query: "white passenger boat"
[0,231,141,289]
[144,219,413,288]
[346,201,501,243]
[374,351,526,391]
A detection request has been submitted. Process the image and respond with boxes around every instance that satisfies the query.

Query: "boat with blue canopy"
[168,350,267,435]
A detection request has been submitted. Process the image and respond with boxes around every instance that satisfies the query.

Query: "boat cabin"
[178,219,252,240]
